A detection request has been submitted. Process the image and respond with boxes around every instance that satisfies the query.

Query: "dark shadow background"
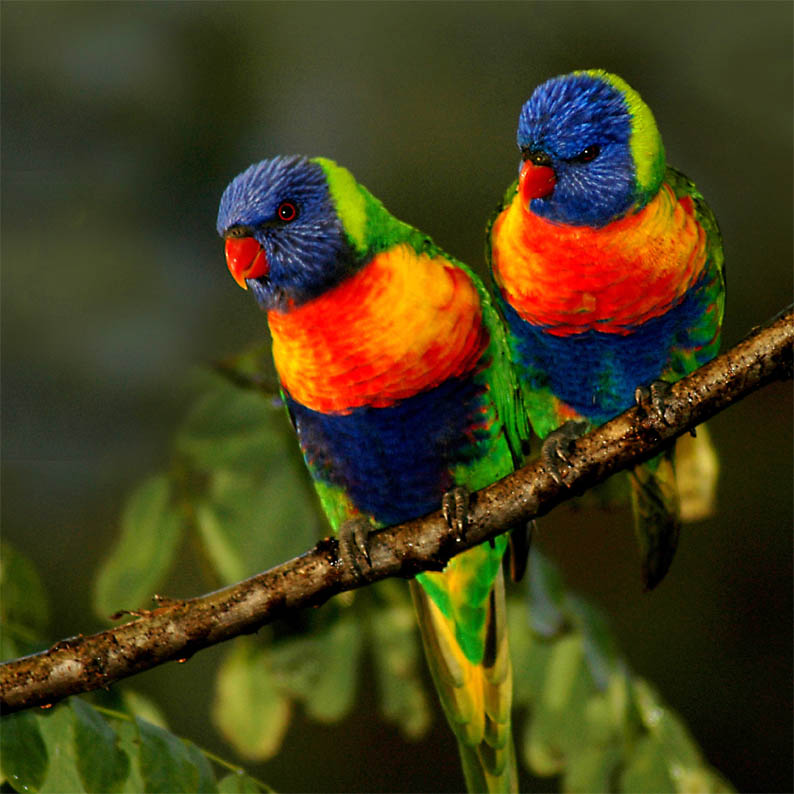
[2,2,792,792]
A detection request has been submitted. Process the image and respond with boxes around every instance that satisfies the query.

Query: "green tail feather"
[628,449,681,590]
[458,733,518,794]
[410,566,518,793]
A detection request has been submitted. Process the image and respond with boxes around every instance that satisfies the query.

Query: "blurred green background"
[2,2,791,792]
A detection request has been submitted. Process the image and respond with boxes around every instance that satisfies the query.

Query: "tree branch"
[2,307,791,715]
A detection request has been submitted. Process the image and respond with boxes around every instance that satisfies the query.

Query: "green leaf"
[268,604,361,724]
[566,594,619,690]
[88,687,170,733]
[0,542,50,659]
[194,500,248,585]
[527,550,567,636]
[620,733,676,794]
[37,705,85,794]
[212,638,291,761]
[605,666,642,745]
[113,719,146,794]
[93,475,184,617]
[563,743,622,794]
[196,466,320,585]
[0,709,48,792]
[181,374,321,584]
[182,740,217,794]
[1,679,263,794]
[509,553,734,791]
[119,690,170,730]
[523,633,598,776]
[369,581,431,739]
[217,772,264,793]
[176,377,282,472]
[542,633,585,713]
[301,609,361,723]
[632,679,701,765]
[508,595,555,707]
[72,699,130,793]
[137,717,217,793]
[628,678,728,792]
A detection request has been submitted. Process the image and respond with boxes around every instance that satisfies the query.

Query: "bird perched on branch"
[217,156,528,792]
[488,70,725,588]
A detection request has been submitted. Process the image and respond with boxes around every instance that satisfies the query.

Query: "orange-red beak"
[224,237,269,289]
[519,159,556,204]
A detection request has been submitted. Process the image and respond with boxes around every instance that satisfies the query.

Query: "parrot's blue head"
[516,70,666,227]
[217,155,357,311]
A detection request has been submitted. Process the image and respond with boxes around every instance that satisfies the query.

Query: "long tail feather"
[410,568,517,793]
[629,448,681,590]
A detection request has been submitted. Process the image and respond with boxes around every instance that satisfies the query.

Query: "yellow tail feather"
[410,569,517,793]
[675,424,719,522]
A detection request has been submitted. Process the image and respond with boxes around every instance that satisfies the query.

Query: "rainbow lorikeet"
[217,156,528,792]
[488,70,725,589]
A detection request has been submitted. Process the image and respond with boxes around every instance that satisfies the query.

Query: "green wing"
[631,167,726,588]
[664,166,726,378]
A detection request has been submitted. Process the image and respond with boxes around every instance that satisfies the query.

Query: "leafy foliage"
[23,356,732,792]
[0,700,271,794]
[508,552,733,792]
[71,699,130,792]
[94,475,185,617]
[1,545,271,794]
[212,638,291,761]
[1,541,50,660]
[1,708,48,792]
[210,579,432,761]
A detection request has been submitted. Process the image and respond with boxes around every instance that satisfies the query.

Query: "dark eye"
[572,145,600,163]
[277,201,298,222]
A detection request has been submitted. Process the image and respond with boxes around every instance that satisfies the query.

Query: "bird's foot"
[635,380,675,426]
[541,420,590,486]
[337,516,376,582]
[442,486,471,544]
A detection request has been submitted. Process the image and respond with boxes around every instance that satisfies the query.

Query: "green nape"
[576,69,666,205]
[312,157,368,257]
[313,156,440,260]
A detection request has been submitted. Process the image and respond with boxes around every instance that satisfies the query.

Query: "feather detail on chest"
[491,182,707,336]
[268,243,489,413]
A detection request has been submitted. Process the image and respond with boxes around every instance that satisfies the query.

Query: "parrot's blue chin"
[247,277,288,313]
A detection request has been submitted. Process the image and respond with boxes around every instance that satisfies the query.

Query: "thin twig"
[1,307,791,715]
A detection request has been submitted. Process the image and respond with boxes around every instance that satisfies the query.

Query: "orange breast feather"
[268,245,489,413]
[491,184,707,336]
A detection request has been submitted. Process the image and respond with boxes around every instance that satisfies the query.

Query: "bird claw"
[337,517,375,581]
[442,486,471,542]
[541,420,589,486]
[635,380,675,426]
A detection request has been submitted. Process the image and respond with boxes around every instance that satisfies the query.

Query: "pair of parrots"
[216,69,725,793]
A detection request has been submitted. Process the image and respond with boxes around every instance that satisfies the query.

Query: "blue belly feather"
[498,275,712,424]
[285,371,496,527]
